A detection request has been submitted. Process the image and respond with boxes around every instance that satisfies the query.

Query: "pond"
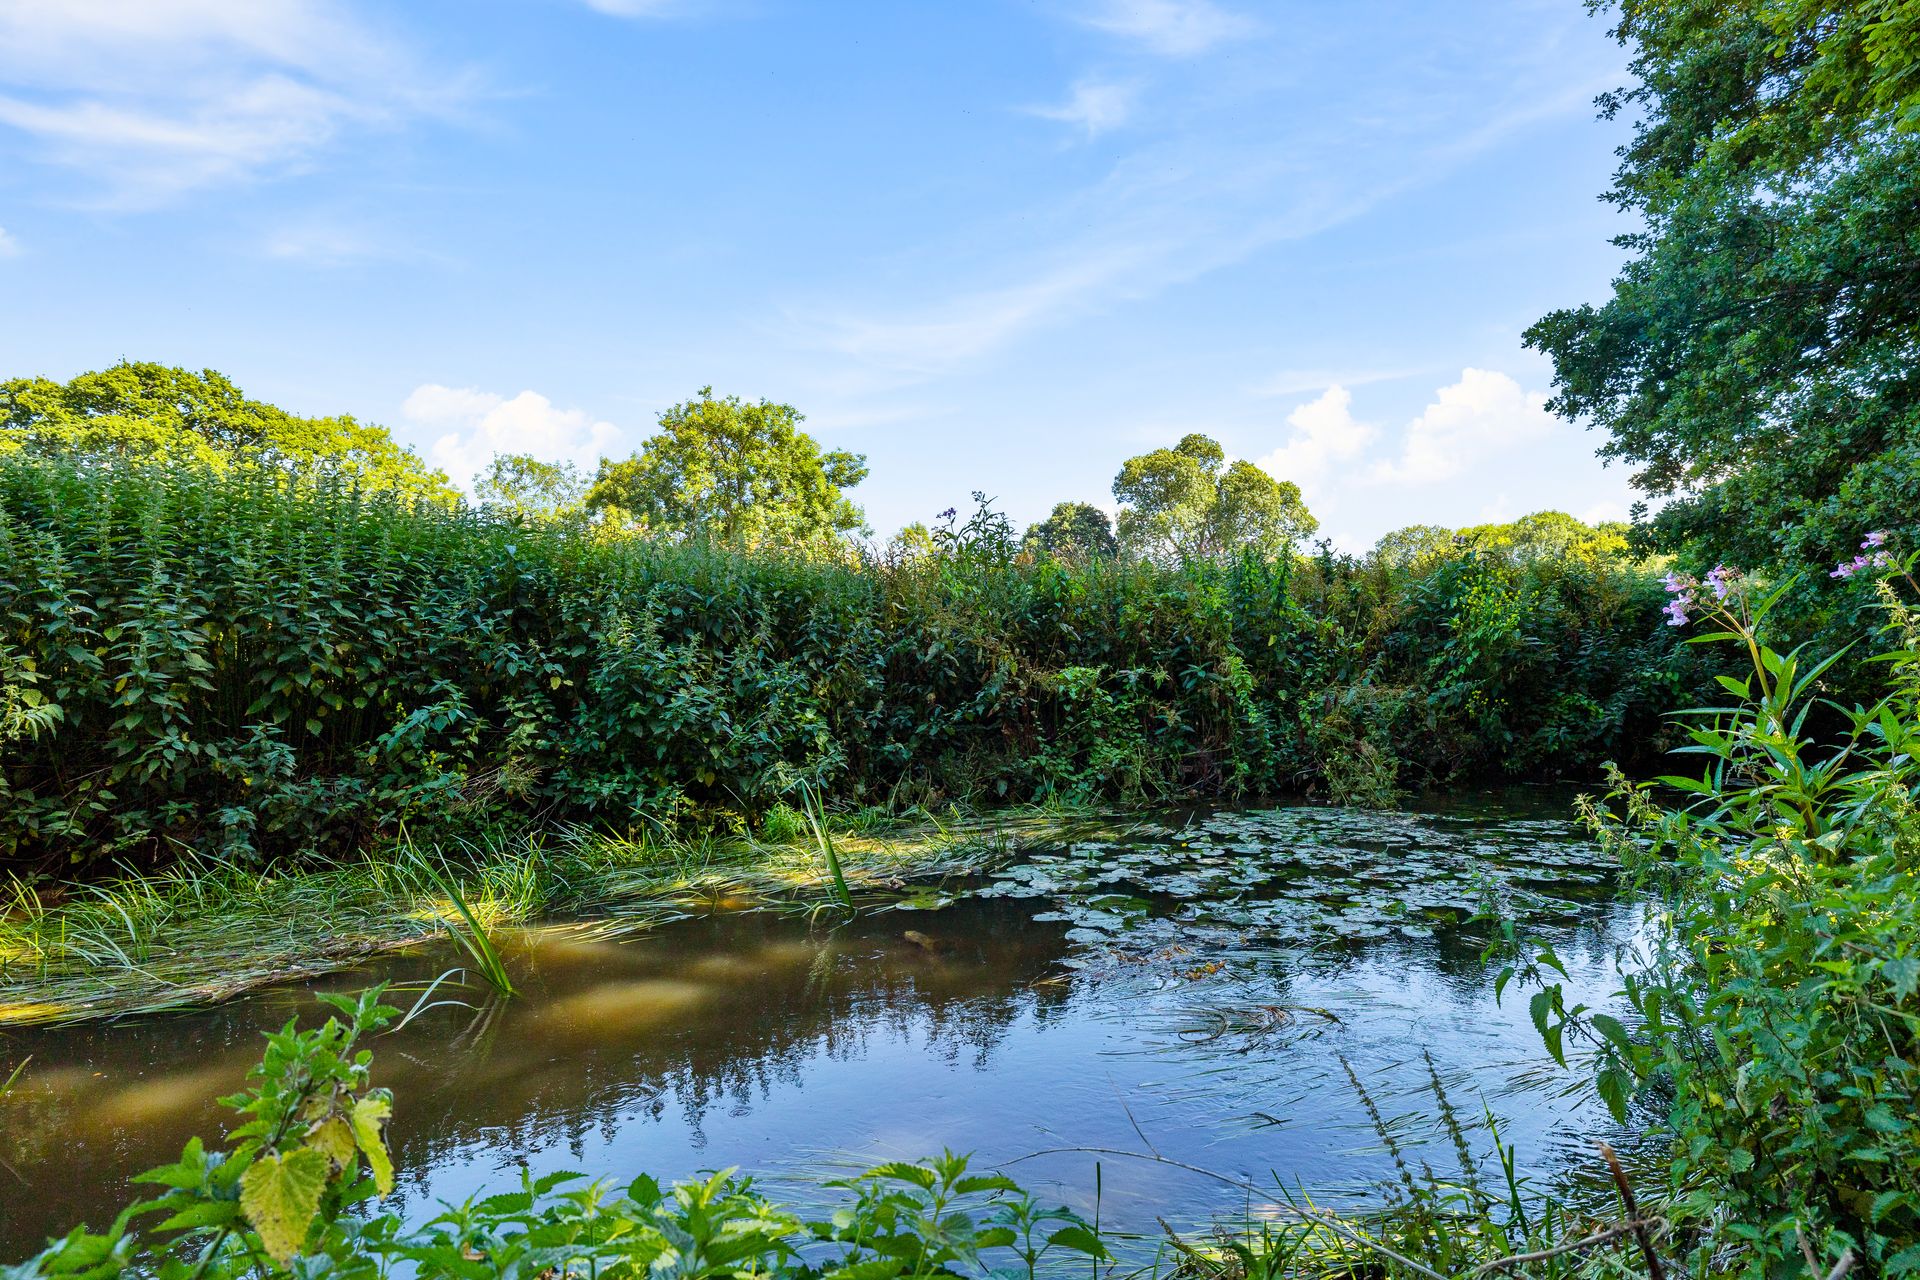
[0,792,1648,1261]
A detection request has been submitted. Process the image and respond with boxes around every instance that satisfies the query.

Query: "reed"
[798,780,854,911]
[0,805,1104,1027]
[405,837,517,997]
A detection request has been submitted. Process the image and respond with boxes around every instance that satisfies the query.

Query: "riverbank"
[0,805,1117,1027]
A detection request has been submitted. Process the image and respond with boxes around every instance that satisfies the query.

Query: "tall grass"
[798,781,853,911]
[0,806,1100,1026]
[405,835,517,996]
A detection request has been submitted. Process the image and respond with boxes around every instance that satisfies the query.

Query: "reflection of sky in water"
[0,795,1653,1259]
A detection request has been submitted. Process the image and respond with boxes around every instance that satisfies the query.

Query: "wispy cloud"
[783,11,1611,391]
[1251,366,1432,398]
[257,217,454,268]
[577,0,706,15]
[1024,79,1137,138]
[0,0,475,206]
[1076,0,1257,56]
[0,225,18,257]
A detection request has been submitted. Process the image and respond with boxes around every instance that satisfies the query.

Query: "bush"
[1518,556,1920,1276]
[0,457,1700,874]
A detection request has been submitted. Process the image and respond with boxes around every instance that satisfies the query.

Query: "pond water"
[0,793,1650,1261]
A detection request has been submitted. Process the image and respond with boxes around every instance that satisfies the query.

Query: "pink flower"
[1705,564,1737,600]
[1864,531,1890,548]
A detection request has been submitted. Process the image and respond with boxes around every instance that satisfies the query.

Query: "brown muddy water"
[0,794,1650,1258]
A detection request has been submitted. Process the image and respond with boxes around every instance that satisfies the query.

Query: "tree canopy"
[476,453,587,519]
[0,362,453,503]
[1525,0,1920,571]
[586,388,867,544]
[1111,434,1316,564]
[1023,501,1117,562]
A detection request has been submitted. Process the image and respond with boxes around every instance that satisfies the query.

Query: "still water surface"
[0,794,1646,1258]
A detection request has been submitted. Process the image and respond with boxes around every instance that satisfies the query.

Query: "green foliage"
[1022,501,1116,562]
[1526,0,1920,576]
[1111,434,1316,565]
[1,992,1106,1279]
[0,363,453,506]
[474,452,587,520]
[1514,558,1920,1276]
[587,387,868,544]
[0,456,1697,874]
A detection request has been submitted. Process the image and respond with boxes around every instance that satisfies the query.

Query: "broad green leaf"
[239,1147,330,1263]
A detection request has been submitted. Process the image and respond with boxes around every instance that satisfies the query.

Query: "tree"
[1458,512,1631,564]
[1525,0,1920,572]
[886,521,936,564]
[1372,525,1458,569]
[475,453,587,519]
[1023,501,1117,561]
[585,388,867,543]
[1111,433,1316,564]
[0,362,453,503]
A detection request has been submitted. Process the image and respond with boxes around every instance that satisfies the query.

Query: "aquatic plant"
[406,840,516,997]
[797,780,853,911]
[0,808,1085,1026]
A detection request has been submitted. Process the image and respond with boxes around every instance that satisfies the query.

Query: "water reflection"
[1,796,1647,1259]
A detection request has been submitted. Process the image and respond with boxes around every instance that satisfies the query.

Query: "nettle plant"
[4,987,1108,1279]
[1505,540,1920,1277]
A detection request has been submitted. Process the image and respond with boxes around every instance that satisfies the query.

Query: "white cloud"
[0,0,472,205]
[802,245,1155,378]
[1025,79,1136,138]
[0,225,17,257]
[1076,0,1257,56]
[1369,368,1555,485]
[403,385,625,493]
[1257,385,1376,486]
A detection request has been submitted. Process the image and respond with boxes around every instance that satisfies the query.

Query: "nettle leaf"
[1881,956,1920,1000]
[350,1092,395,1196]
[306,1116,358,1172]
[239,1147,331,1263]
[1046,1224,1110,1259]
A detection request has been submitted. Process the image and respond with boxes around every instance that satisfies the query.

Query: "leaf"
[862,1161,937,1190]
[1882,956,1920,1000]
[306,1116,358,1172]
[349,1092,395,1196]
[1046,1224,1110,1259]
[823,1260,907,1280]
[239,1147,330,1263]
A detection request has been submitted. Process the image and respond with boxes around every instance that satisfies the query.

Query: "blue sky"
[0,0,1643,549]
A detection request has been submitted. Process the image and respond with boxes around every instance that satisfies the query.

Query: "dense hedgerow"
[0,456,1701,873]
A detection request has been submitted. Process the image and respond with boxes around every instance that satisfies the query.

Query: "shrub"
[1518,552,1920,1276]
[0,457,1699,874]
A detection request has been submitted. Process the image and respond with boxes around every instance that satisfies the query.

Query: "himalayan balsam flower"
[1705,564,1738,600]
[1662,571,1698,625]
[1832,536,1895,578]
